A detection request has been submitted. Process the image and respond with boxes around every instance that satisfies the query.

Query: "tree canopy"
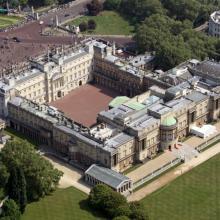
[88,184,149,219]
[134,13,219,70]
[0,140,63,201]
[0,199,21,220]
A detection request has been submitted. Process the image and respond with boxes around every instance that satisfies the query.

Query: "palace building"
[2,39,220,189]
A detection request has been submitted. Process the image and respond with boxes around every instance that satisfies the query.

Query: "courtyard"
[50,84,119,127]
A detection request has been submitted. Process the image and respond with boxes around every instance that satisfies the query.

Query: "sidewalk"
[126,152,177,183]
[127,142,220,201]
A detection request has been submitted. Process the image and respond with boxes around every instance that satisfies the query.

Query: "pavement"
[0,0,88,70]
[50,84,119,127]
[0,0,134,70]
[127,140,220,202]
[44,155,91,194]
[126,151,177,183]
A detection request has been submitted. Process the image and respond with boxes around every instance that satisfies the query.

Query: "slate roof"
[185,91,208,103]
[192,60,220,79]
[85,164,131,189]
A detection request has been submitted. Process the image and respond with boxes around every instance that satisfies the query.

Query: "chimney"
[112,41,116,55]
[55,15,59,27]
[47,49,50,62]
[31,6,34,14]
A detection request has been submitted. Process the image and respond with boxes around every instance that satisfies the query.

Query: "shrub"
[1,199,21,220]
[88,19,97,30]
[79,22,88,32]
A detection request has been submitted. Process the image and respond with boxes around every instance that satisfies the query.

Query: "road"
[0,0,133,70]
[127,142,220,201]
[0,0,90,69]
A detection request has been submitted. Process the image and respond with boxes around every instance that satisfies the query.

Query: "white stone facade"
[209,11,220,37]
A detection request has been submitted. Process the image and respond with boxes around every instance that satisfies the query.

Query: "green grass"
[0,15,22,28]
[141,154,220,220]
[68,11,135,35]
[22,187,105,220]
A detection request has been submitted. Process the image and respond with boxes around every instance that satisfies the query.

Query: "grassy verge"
[0,15,23,28]
[21,187,104,220]
[67,11,135,35]
[141,153,220,220]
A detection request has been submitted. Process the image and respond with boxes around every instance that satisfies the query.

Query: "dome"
[161,116,177,127]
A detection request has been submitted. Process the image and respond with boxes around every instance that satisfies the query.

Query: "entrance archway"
[79,80,82,86]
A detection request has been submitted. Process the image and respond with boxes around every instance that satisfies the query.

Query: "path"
[126,151,177,183]
[44,155,91,194]
[127,142,220,201]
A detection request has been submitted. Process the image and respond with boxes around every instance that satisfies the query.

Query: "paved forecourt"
[50,84,119,127]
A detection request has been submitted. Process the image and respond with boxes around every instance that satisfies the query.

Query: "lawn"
[68,11,134,35]
[0,15,22,28]
[141,154,220,220]
[21,187,105,220]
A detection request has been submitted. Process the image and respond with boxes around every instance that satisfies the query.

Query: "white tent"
[190,124,217,138]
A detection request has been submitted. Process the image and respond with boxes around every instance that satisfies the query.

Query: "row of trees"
[103,0,220,70]
[88,184,149,220]
[0,139,63,219]
[135,14,220,70]
[104,0,220,26]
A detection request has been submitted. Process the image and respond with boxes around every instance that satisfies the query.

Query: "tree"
[19,0,28,6]
[104,0,121,10]
[120,0,165,22]
[88,19,97,30]
[79,22,88,32]
[155,36,191,70]
[1,140,63,201]
[114,204,131,218]
[88,184,127,217]
[87,0,103,16]
[17,167,27,213]
[113,216,130,220]
[6,166,27,213]
[162,0,199,21]
[7,166,20,206]
[0,162,9,189]
[1,199,21,220]
[129,201,149,220]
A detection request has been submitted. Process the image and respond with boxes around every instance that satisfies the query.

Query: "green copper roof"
[109,96,130,108]
[124,101,145,111]
[161,116,177,126]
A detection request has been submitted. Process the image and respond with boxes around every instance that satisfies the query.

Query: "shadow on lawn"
[79,199,107,220]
